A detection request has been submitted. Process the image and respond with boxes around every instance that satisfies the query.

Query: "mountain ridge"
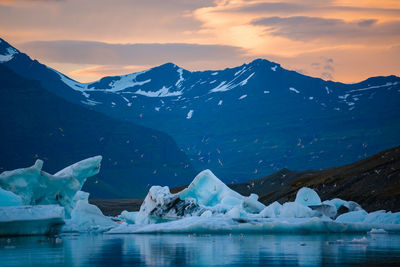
[1,37,400,185]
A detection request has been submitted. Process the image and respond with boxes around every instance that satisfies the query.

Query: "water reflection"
[1,233,400,266]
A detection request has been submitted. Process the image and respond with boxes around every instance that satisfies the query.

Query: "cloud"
[19,40,247,66]
[68,65,151,78]
[252,16,400,42]
[226,1,400,16]
[229,2,309,14]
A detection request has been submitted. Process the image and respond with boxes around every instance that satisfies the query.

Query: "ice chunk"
[179,170,243,207]
[0,187,22,207]
[135,186,202,225]
[309,204,337,218]
[242,193,265,213]
[322,198,347,210]
[280,202,317,218]
[368,228,388,234]
[120,211,138,224]
[295,187,321,206]
[335,210,368,223]
[62,191,115,233]
[0,205,64,236]
[260,201,282,218]
[0,156,102,217]
[200,210,212,218]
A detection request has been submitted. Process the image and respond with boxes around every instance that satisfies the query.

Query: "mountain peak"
[248,58,279,67]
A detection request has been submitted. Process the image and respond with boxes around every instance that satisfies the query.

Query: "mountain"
[0,64,196,198]
[1,37,400,184]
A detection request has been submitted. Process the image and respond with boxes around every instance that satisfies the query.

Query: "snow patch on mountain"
[175,68,184,88]
[234,67,246,76]
[186,110,194,119]
[289,87,300,94]
[238,94,247,100]
[81,99,102,106]
[271,65,277,71]
[325,86,332,94]
[107,76,151,92]
[239,73,255,86]
[347,82,398,93]
[0,47,18,63]
[135,86,182,97]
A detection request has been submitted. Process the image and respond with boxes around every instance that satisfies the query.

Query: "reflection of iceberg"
[109,169,400,234]
[0,156,115,235]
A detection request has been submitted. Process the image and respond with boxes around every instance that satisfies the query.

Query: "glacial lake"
[1,233,400,266]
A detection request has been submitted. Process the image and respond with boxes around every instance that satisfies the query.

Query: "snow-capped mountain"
[2,37,400,184]
[0,44,196,198]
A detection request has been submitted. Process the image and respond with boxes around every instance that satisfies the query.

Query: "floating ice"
[62,191,115,233]
[0,156,102,217]
[0,156,115,235]
[110,170,400,234]
[295,187,321,206]
[135,185,202,225]
[368,228,388,234]
[120,210,138,224]
[2,161,400,236]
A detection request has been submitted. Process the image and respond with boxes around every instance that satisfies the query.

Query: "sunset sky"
[1,0,399,83]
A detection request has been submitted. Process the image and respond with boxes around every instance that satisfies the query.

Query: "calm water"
[1,233,400,266]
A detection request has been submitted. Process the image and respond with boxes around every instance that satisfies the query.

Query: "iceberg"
[0,156,102,216]
[109,170,400,234]
[62,191,115,233]
[0,156,116,235]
